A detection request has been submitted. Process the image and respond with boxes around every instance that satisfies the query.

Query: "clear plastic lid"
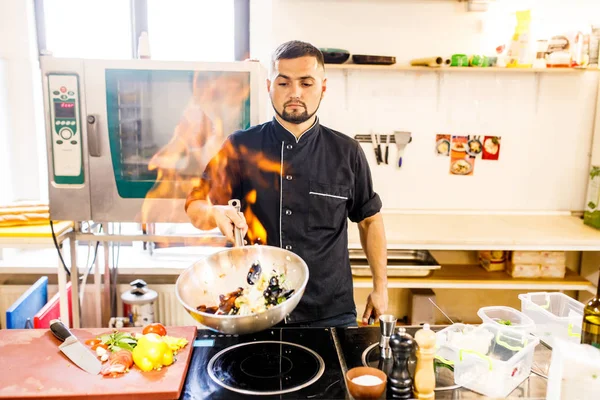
[477,306,535,333]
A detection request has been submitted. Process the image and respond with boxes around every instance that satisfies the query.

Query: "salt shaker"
[387,327,414,399]
[413,323,436,399]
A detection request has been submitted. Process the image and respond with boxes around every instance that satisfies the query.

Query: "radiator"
[0,284,201,328]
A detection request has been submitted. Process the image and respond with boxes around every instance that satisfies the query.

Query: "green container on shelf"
[451,54,469,67]
[470,55,489,67]
[584,166,600,230]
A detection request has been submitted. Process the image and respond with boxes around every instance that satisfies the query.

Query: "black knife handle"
[50,319,73,342]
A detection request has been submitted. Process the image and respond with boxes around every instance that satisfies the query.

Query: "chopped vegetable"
[100,350,134,377]
[85,339,102,347]
[96,345,108,358]
[142,323,167,337]
[132,333,174,372]
[99,331,138,352]
[162,335,189,353]
[497,319,512,326]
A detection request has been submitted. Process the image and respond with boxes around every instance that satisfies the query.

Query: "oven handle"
[87,114,101,157]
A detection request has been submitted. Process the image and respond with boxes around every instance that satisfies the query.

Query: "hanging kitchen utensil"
[394,131,412,168]
[370,131,381,165]
[385,134,390,164]
[175,199,309,335]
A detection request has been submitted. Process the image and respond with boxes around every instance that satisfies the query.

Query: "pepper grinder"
[379,314,397,359]
[387,327,414,399]
[413,323,436,399]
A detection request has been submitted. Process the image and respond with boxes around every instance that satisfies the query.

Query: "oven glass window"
[105,69,251,199]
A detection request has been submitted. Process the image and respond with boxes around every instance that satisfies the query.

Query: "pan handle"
[228,199,245,247]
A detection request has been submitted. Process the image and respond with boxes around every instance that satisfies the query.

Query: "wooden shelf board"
[353,264,594,292]
[326,64,597,73]
[348,213,600,251]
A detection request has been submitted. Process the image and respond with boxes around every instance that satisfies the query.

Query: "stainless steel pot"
[175,199,309,335]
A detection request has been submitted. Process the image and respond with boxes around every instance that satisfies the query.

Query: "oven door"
[83,59,263,222]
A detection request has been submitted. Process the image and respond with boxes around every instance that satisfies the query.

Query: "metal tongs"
[228,199,244,247]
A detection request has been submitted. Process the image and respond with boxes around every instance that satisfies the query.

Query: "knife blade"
[370,131,381,165]
[384,134,390,164]
[50,319,102,374]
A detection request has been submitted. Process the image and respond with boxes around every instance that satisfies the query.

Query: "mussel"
[218,287,244,314]
[197,287,244,314]
[196,305,219,314]
[247,260,262,285]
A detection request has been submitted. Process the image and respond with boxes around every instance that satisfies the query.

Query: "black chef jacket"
[185,117,382,323]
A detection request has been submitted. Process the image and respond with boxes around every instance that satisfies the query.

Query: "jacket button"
[285,245,292,250]
[286,144,293,150]
[286,175,293,180]
[285,209,292,216]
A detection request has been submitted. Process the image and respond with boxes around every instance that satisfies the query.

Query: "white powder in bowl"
[351,374,383,386]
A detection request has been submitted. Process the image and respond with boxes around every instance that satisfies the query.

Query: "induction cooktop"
[180,328,347,399]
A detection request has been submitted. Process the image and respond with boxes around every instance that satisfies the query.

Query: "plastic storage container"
[546,339,600,400]
[453,323,540,398]
[518,292,583,348]
[477,306,535,334]
[435,323,485,366]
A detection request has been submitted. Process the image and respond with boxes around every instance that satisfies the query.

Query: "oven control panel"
[48,74,84,185]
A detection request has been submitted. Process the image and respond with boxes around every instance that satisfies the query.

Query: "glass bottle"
[581,268,600,349]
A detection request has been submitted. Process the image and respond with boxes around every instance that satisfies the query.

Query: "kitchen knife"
[50,319,102,374]
[370,131,381,165]
[384,134,390,164]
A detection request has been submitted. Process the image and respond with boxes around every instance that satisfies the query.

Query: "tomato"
[92,342,108,351]
[142,323,167,336]
[85,338,108,350]
[85,338,102,347]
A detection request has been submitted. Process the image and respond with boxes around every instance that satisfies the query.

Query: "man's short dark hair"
[271,40,325,72]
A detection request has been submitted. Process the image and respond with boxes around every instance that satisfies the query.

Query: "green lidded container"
[584,166,600,230]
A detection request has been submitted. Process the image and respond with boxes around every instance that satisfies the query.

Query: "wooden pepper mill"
[387,327,414,399]
[413,323,436,399]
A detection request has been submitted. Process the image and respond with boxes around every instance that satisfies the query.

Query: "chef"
[185,40,388,328]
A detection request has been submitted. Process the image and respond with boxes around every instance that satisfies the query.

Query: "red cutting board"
[0,326,197,400]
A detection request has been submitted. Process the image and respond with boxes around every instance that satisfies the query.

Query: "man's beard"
[272,98,322,124]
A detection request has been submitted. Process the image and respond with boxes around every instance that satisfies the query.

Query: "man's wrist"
[373,277,388,292]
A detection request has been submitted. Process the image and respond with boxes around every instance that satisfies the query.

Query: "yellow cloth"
[0,202,50,227]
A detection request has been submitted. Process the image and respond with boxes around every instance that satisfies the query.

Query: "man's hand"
[213,205,248,244]
[362,288,388,325]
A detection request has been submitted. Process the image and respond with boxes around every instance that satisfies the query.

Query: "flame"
[138,70,280,249]
[139,71,250,223]
[244,190,267,245]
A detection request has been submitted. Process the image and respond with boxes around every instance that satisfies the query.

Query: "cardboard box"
[409,288,436,325]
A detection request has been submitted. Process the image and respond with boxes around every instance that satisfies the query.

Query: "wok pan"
[175,199,309,335]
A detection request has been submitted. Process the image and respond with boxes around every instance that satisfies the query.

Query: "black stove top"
[180,328,347,400]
